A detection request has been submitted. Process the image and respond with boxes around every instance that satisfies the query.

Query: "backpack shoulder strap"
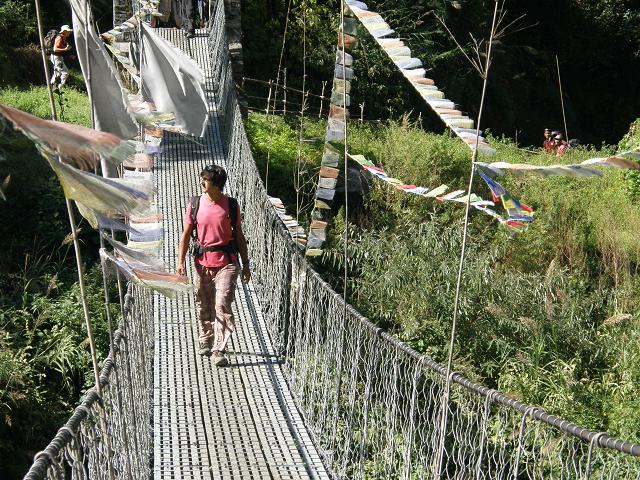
[228,196,238,241]
[189,195,200,239]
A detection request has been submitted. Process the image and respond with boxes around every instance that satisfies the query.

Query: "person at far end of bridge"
[554,133,568,157]
[543,128,554,153]
[50,25,73,89]
[177,165,251,367]
[176,0,201,38]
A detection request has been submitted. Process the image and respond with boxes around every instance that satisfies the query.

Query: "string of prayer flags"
[70,0,138,161]
[123,153,154,170]
[141,23,209,137]
[475,169,534,234]
[343,0,495,155]
[47,156,151,221]
[128,221,164,242]
[475,150,640,179]
[102,233,166,270]
[351,152,535,234]
[96,213,144,237]
[471,149,639,234]
[127,95,180,131]
[350,153,494,208]
[100,248,191,298]
[307,9,360,256]
[0,104,136,172]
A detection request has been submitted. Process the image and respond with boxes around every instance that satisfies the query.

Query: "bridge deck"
[152,29,328,479]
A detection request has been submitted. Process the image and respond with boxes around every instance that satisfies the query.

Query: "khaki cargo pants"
[194,262,239,352]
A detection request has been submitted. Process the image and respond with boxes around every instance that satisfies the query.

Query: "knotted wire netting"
[23,285,154,480]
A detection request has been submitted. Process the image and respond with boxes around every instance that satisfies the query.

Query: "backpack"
[44,29,58,55]
[189,195,238,258]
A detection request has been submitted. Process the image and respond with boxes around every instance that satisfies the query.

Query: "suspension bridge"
[20,1,640,479]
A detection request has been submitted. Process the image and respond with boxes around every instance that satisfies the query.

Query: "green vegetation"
[243,0,640,147]
[0,83,112,478]
[0,85,91,125]
[246,111,640,442]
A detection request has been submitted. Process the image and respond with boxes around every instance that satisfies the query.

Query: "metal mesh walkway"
[152,29,328,480]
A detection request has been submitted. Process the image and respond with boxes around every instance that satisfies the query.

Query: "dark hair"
[200,164,227,189]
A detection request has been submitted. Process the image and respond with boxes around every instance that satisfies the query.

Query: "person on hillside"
[543,128,554,153]
[554,133,568,157]
[50,25,73,89]
[177,165,250,366]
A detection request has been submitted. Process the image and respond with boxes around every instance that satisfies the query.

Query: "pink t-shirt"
[185,195,241,267]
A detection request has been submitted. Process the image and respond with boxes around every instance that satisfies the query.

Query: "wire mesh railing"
[210,2,640,479]
[23,285,154,480]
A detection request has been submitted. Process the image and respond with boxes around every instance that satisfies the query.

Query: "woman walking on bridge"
[177,165,251,366]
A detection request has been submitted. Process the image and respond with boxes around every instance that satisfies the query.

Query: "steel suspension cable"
[434,1,500,478]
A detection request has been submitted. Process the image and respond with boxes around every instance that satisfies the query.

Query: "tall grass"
[0,83,90,126]
[246,111,640,442]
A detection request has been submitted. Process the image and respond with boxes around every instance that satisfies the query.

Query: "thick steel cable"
[434,2,500,478]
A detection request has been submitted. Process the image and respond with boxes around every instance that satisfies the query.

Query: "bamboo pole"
[265,79,273,115]
[318,80,327,118]
[283,68,287,116]
[34,0,57,120]
[66,200,102,395]
[80,0,113,346]
[556,55,569,141]
[434,2,500,478]
[35,0,102,397]
[328,1,351,460]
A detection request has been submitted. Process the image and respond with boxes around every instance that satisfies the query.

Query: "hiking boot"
[198,341,211,356]
[212,350,229,367]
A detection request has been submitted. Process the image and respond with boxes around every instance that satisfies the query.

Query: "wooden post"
[319,80,327,118]
[283,68,287,116]
[266,79,273,115]
[34,0,57,120]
